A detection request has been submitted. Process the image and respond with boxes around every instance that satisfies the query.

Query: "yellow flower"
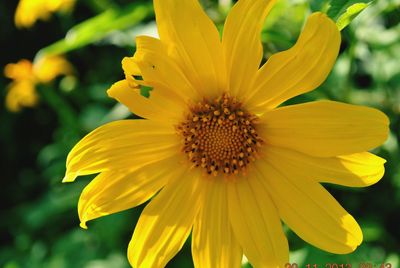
[5,80,39,112]
[33,56,74,83]
[15,0,75,28]
[4,59,35,81]
[64,0,389,267]
[4,56,73,112]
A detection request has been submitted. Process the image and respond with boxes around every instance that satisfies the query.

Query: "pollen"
[177,93,263,176]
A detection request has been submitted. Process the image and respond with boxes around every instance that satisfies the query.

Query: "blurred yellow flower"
[64,0,389,267]
[4,56,73,112]
[4,59,35,81]
[5,80,39,112]
[34,56,74,83]
[15,0,75,28]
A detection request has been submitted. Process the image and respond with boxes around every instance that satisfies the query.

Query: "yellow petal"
[260,100,389,157]
[246,12,341,112]
[222,0,275,98]
[121,57,140,88]
[148,81,186,121]
[63,120,179,182]
[5,80,39,112]
[15,0,75,28]
[257,159,363,254]
[120,52,187,121]
[227,175,289,267]
[128,170,205,268]
[153,0,225,96]
[78,156,184,229]
[265,146,386,187]
[134,36,198,100]
[46,0,75,13]
[15,0,50,28]
[123,42,189,118]
[4,59,34,81]
[107,80,181,123]
[33,56,73,83]
[192,179,242,268]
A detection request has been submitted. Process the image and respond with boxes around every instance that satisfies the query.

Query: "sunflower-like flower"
[14,0,75,28]
[4,56,73,112]
[64,0,389,267]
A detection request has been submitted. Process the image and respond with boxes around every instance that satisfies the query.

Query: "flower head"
[15,0,75,28]
[4,56,73,112]
[64,0,389,267]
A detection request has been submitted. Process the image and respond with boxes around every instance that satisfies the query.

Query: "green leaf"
[336,2,370,30]
[327,0,371,20]
[36,2,153,59]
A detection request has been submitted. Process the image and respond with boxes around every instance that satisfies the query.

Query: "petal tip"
[107,80,128,97]
[62,173,76,183]
[80,221,88,229]
[342,214,363,252]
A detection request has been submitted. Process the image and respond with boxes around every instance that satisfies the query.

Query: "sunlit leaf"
[36,2,153,59]
[336,2,370,30]
[327,0,371,20]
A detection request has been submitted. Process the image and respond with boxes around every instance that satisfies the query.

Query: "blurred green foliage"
[0,0,399,267]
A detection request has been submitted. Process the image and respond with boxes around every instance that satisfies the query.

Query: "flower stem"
[37,85,80,135]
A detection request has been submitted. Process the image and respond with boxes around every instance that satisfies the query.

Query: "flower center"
[177,94,263,176]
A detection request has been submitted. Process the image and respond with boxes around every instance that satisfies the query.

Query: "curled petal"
[246,12,341,112]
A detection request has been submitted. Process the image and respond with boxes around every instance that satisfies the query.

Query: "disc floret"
[177,94,263,176]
